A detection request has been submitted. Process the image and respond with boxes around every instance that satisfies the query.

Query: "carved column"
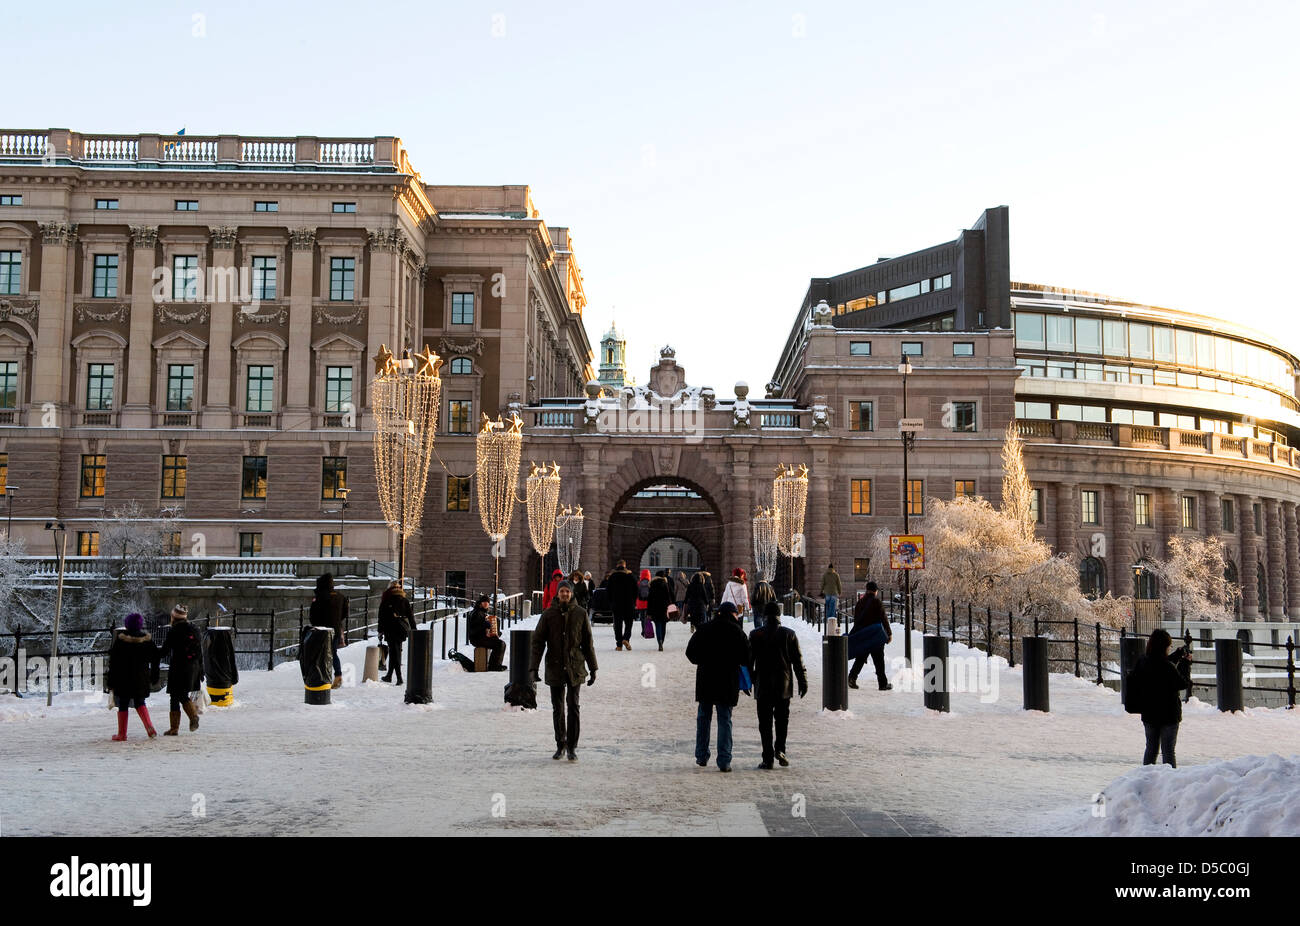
[1054,483,1076,556]
[1238,494,1259,620]
[1110,485,1134,598]
[202,227,237,428]
[1203,490,1222,541]
[729,445,753,587]
[1265,498,1285,620]
[1284,501,1300,619]
[122,225,158,427]
[287,228,316,428]
[581,444,607,576]
[32,222,77,422]
[805,447,831,590]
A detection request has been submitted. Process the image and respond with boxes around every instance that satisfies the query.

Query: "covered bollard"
[1215,638,1244,712]
[300,626,334,705]
[505,628,537,708]
[522,599,531,621]
[405,628,433,705]
[203,626,238,707]
[822,632,848,711]
[1119,635,1145,705]
[363,645,382,683]
[1021,636,1049,712]
[922,635,950,713]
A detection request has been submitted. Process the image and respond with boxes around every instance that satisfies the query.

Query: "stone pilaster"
[32,222,76,422]
[1110,485,1134,598]
[122,225,158,428]
[287,228,316,428]
[1203,490,1221,541]
[202,228,236,429]
[1054,482,1076,556]
[1284,501,1300,619]
[805,447,831,593]
[365,231,400,429]
[729,448,753,586]
[1238,494,1259,620]
[1265,499,1285,620]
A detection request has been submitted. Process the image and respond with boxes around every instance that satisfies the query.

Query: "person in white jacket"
[720,568,751,624]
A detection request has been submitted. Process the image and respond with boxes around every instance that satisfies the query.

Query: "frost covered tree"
[1154,536,1238,627]
[1000,420,1036,541]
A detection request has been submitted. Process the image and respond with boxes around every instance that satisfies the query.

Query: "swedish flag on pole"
[163,128,186,153]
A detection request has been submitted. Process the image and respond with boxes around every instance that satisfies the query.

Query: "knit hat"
[764,601,781,619]
[558,580,574,593]
[476,594,491,607]
[718,601,738,617]
[170,604,188,619]
[125,612,145,634]
[865,581,879,592]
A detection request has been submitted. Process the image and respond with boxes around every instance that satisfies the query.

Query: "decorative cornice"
[75,302,129,323]
[0,297,39,325]
[155,303,210,325]
[289,227,316,251]
[39,222,77,245]
[236,306,288,326]
[314,305,365,326]
[438,336,485,357]
[130,225,159,249]
[209,226,238,249]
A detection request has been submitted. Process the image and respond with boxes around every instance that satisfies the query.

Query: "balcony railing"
[1016,419,1299,470]
[79,411,116,427]
[241,413,276,429]
[158,412,195,428]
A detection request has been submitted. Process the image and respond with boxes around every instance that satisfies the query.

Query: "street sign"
[898,418,925,431]
[889,534,925,570]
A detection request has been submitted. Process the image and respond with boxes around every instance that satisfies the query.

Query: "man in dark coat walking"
[685,600,750,772]
[849,582,893,690]
[748,600,807,769]
[530,581,598,760]
[467,594,506,671]
[157,604,204,735]
[605,559,638,651]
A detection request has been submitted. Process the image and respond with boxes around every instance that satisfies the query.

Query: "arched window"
[1134,562,1159,600]
[1079,557,1106,599]
[1236,628,1253,656]
[1224,561,1240,617]
[450,357,472,375]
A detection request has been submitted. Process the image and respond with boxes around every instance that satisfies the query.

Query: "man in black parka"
[685,600,750,772]
[748,600,808,769]
[849,581,893,691]
[530,581,598,761]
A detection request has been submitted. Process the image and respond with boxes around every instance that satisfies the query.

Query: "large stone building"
[0,129,592,574]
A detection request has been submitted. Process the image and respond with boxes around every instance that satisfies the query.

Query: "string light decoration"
[555,505,584,576]
[526,462,563,592]
[476,413,523,606]
[752,505,779,583]
[773,463,810,602]
[370,344,442,584]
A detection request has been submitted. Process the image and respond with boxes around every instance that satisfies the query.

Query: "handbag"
[642,617,655,639]
[738,665,753,696]
[667,604,680,621]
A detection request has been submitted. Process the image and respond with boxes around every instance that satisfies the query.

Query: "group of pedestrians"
[106,604,205,740]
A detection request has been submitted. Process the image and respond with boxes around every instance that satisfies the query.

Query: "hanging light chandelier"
[773,463,809,557]
[370,344,442,584]
[526,462,563,592]
[476,414,523,546]
[555,505,584,576]
[752,505,779,583]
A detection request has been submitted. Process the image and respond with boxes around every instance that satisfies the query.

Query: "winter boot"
[331,675,344,689]
[164,710,181,735]
[136,705,157,738]
[552,746,565,760]
[112,711,128,741]
[847,675,860,689]
[182,700,200,731]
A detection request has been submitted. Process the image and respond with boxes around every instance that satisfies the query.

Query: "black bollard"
[405,628,433,705]
[1215,638,1244,712]
[1021,636,1049,712]
[922,635,949,713]
[203,626,239,707]
[505,628,537,708]
[1119,636,1145,705]
[822,633,848,711]
[300,626,333,705]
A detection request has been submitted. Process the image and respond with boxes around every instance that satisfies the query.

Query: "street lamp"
[5,485,19,541]
[44,521,67,707]
[899,351,916,667]
[337,486,350,559]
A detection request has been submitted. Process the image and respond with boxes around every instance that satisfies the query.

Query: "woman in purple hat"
[107,613,160,740]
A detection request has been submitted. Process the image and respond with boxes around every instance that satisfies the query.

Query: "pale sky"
[11,0,1298,391]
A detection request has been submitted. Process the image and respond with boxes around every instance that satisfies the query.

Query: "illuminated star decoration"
[414,344,442,378]
[507,413,524,434]
[373,344,395,375]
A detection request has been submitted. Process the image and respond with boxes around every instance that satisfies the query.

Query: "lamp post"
[5,485,18,541]
[44,521,67,707]
[900,351,915,667]
[337,486,350,559]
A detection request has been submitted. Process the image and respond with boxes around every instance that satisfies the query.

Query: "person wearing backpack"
[606,560,638,650]
[158,604,204,735]
[378,581,416,684]
[107,612,160,740]
[748,600,807,769]
[636,568,652,639]
[1126,628,1193,767]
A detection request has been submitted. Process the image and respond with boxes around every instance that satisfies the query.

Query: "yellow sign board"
[889,534,925,570]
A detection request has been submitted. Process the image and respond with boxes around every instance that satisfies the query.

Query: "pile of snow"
[1062,754,1300,836]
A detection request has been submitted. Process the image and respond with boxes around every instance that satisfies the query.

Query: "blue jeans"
[1142,722,1179,767]
[825,594,838,622]
[695,701,733,769]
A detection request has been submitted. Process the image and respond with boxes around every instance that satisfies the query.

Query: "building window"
[254,201,278,212]
[954,480,976,499]
[1181,496,1197,530]
[174,200,199,211]
[1081,489,1100,525]
[166,364,195,411]
[160,455,187,499]
[1253,502,1262,534]
[1134,492,1152,527]
[77,531,100,556]
[80,454,106,498]
[172,255,199,301]
[1079,557,1106,599]
[329,257,355,301]
[163,532,183,556]
[447,475,471,512]
[325,366,353,412]
[951,401,976,432]
[932,273,952,290]
[239,532,262,557]
[901,342,923,357]
[850,479,872,515]
[241,456,268,500]
[849,341,871,356]
[321,456,348,500]
[0,453,7,495]
[94,199,118,210]
[451,292,474,325]
[907,479,924,517]
[449,357,472,375]
[251,257,276,300]
[245,365,274,412]
[1029,487,1043,524]
[1221,498,1234,532]
[92,255,118,298]
[0,194,21,206]
[848,401,874,432]
[953,342,974,357]
[853,558,871,582]
[448,400,472,434]
[1135,564,1159,600]
[0,361,15,409]
[0,251,21,295]
[320,533,342,557]
[85,363,114,410]
[331,202,356,213]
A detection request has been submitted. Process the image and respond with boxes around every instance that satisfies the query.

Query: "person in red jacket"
[636,568,652,639]
[542,568,564,610]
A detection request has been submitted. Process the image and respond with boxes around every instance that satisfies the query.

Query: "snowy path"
[1,615,1296,836]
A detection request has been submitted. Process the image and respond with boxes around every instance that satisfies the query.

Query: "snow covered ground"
[0,613,1296,836]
